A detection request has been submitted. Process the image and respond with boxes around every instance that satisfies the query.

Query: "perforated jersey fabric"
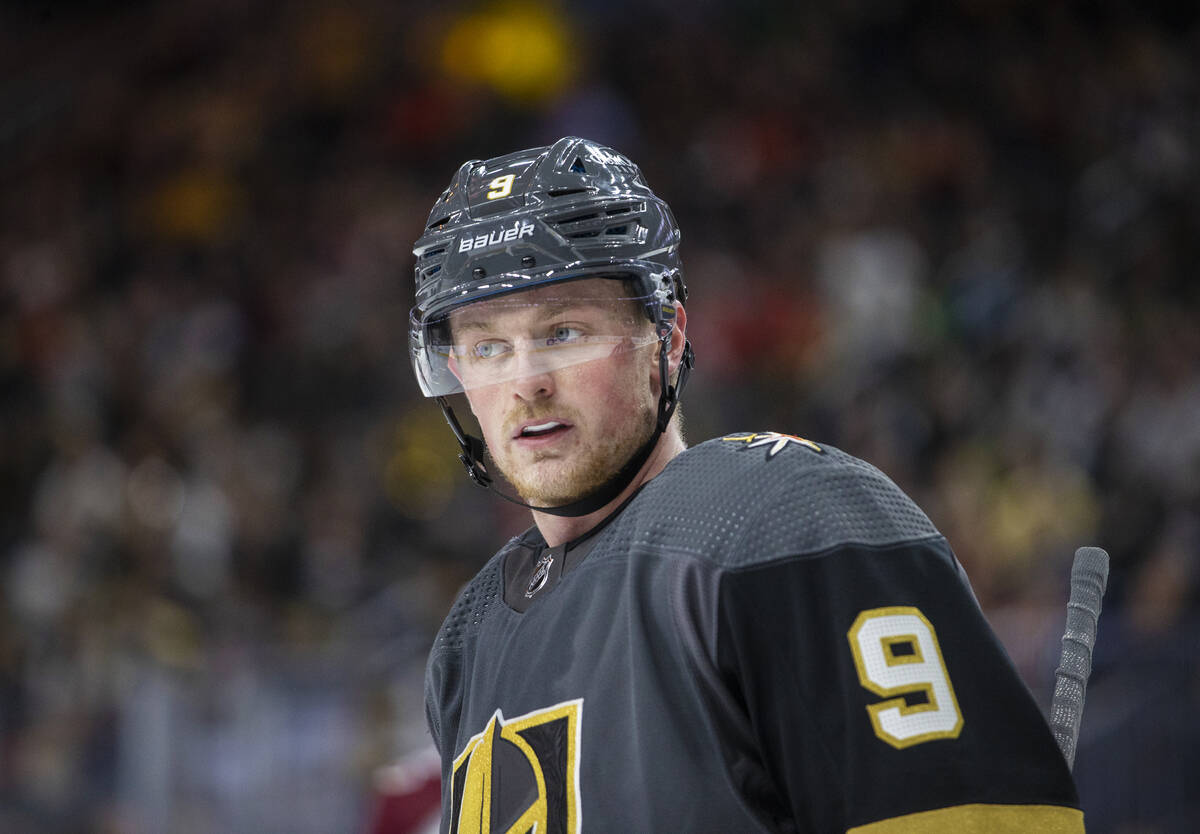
[433,435,936,653]
[433,550,503,653]
[424,433,1083,833]
[610,433,941,568]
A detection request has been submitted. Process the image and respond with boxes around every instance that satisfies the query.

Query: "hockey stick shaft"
[1050,546,1109,771]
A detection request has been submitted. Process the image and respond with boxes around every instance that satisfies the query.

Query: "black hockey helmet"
[409,136,694,516]
[410,136,688,397]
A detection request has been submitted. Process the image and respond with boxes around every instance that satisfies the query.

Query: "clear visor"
[411,290,661,396]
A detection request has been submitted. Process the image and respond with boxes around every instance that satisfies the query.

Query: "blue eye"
[547,326,583,345]
[473,340,510,359]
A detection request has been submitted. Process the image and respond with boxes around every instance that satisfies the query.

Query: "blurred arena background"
[1,0,1197,831]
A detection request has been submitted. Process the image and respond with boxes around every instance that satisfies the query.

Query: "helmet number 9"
[486,174,516,200]
[847,606,964,749]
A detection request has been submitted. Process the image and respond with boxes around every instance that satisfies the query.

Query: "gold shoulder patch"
[848,802,1084,833]
[721,431,822,458]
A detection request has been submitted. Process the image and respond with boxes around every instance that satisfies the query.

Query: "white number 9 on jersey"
[847,606,963,749]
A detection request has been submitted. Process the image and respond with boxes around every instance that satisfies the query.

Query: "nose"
[510,344,556,401]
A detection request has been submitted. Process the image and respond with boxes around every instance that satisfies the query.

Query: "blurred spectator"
[0,1,1196,831]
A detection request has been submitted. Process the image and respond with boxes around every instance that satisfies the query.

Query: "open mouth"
[515,420,572,441]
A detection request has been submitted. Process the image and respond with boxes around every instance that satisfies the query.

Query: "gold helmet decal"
[450,700,583,834]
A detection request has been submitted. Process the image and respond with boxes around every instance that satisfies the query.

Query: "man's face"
[450,278,662,506]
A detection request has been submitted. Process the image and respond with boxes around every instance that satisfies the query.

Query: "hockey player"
[409,136,1084,832]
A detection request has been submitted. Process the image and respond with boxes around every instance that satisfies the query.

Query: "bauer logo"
[458,220,536,253]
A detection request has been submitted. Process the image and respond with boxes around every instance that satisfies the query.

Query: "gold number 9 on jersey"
[847,606,963,749]
[486,174,515,200]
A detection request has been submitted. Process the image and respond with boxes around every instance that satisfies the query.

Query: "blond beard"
[494,399,657,507]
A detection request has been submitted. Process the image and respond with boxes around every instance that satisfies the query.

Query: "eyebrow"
[449,319,494,336]
[450,299,625,336]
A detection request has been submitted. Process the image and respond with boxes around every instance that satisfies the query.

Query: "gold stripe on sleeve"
[848,803,1084,833]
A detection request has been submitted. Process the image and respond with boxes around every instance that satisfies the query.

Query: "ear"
[649,304,688,392]
[666,303,688,378]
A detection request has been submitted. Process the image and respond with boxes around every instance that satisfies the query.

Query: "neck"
[532,428,686,547]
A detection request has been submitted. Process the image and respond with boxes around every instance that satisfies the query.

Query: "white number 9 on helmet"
[486,174,516,200]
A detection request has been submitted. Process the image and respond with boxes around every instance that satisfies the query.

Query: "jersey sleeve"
[714,535,1084,833]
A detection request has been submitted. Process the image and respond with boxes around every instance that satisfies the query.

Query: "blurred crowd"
[1,0,1197,831]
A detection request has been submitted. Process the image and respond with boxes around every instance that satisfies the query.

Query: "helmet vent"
[569,156,587,174]
[553,210,600,225]
[420,246,446,259]
[605,225,628,236]
[547,187,588,198]
[427,215,452,230]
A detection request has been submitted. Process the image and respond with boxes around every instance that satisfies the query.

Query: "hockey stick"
[1049,546,1109,771]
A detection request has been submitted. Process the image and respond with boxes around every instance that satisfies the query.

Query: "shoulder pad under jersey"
[612,432,942,569]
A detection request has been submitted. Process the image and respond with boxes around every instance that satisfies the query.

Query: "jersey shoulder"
[428,533,525,656]
[619,431,941,570]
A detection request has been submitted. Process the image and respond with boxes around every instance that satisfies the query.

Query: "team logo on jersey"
[450,699,583,834]
[722,431,822,458]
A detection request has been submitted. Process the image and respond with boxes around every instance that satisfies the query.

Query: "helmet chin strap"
[437,337,694,518]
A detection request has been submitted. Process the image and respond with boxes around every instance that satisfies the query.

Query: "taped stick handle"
[1050,546,1109,771]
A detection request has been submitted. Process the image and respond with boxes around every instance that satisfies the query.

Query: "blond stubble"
[494,397,657,506]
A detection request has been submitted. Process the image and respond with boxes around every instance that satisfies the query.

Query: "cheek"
[463,389,505,443]
[574,353,654,420]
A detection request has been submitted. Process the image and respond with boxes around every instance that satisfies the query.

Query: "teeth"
[522,421,562,435]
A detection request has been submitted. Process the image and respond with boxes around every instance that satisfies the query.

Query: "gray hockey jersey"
[424,433,1083,833]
